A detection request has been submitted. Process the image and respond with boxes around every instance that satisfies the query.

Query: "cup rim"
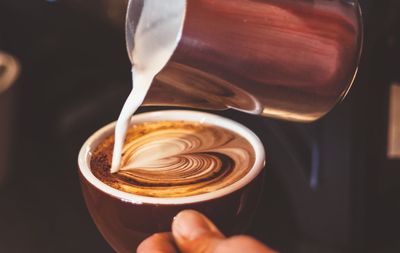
[78,110,266,205]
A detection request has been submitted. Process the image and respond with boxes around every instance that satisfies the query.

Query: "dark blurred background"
[0,0,399,252]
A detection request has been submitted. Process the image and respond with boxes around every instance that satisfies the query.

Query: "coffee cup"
[0,52,20,186]
[78,110,265,252]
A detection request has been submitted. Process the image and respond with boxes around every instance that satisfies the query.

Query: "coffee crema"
[90,121,255,197]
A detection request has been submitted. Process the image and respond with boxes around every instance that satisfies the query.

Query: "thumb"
[172,210,225,253]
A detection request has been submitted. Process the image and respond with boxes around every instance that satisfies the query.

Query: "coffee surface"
[91,121,255,197]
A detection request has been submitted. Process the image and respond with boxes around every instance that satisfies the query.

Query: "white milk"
[111,0,186,173]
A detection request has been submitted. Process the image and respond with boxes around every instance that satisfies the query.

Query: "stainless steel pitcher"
[128,0,363,122]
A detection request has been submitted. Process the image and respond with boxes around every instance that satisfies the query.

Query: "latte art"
[91,121,255,197]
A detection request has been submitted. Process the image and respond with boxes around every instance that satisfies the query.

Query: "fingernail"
[173,210,212,241]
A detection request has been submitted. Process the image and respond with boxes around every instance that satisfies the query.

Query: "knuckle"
[151,233,166,240]
[229,235,255,243]
[137,233,162,253]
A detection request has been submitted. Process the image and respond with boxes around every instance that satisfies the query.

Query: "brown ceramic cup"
[78,110,266,253]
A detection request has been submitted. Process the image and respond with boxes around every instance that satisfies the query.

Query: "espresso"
[90,120,255,197]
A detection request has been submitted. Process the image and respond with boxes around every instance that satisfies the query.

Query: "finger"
[172,210,225,253]
[137,232,178,253]
[172,210,279,253]
[215,235,279,253]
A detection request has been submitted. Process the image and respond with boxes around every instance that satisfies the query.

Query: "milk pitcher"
[128,0,363,122]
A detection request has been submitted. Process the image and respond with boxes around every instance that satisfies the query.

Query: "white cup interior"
[78,110,266,205]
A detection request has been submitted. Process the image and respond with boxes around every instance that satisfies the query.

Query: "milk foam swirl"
[91,121,255,197]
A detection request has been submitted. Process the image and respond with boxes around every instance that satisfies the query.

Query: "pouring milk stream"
[111,0,185,173]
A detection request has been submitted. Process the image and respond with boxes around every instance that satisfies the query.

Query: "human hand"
[138,210,278,253]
